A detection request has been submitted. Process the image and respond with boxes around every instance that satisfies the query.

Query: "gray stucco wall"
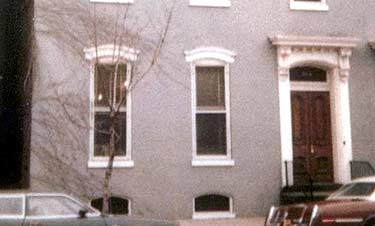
[31,0,375,220]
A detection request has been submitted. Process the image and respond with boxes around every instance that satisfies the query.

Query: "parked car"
[0,193,179,226]
[264,176,375,226]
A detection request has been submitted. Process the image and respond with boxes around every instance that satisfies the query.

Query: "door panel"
[291,91,333,185]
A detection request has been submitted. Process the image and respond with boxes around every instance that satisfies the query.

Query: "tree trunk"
[102,112,116,214]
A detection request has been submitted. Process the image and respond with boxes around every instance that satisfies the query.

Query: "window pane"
[27,196,83,216]
[290,67,327,82]
[95,64,127,107]
[94,112,126,157]
[91,197,129,215]
[0,197,23,215]
[196,113,226,155]
[196,66,225,107]
[337,183,375,197]
[195,194,230,212]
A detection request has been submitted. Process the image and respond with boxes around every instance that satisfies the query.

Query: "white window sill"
[189,0,230,8]
[193,212,236,220]
[290,1,329,11]
[192,159,235,167]
[88,160,134,168]
[90,0,133,4]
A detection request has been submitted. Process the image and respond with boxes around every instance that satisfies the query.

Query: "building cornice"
[270,35,360,48]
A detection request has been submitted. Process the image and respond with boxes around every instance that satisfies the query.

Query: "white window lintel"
[189,0,231,8]
[185,47,236,63]
[290,0,329,11]
[84,44,139,62]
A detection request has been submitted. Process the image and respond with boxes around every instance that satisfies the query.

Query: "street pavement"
[178,217,265,226]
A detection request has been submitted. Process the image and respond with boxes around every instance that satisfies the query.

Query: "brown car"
[264,176,375,226]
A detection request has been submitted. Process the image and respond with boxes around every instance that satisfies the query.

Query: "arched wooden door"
[291,91,334,185]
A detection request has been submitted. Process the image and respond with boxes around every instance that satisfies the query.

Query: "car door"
[0,194,25,226]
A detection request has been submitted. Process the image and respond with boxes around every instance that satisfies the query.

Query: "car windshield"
[329,182,375,199]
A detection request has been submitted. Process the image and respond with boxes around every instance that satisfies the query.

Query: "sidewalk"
[178,217,265,226]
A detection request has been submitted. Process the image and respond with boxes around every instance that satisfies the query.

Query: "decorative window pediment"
[84,44,139,62]
[270,35,359,81]
[189,0,231,8]
[184,47,236,64]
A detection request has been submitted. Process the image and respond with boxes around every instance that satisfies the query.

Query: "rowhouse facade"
[29,0,375,220]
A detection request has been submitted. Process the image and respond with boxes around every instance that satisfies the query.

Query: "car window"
[333,182,375,197]
[27,196,84,217]
[0,197,23,216]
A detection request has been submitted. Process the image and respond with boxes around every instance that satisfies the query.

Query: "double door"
[291,91,334,185]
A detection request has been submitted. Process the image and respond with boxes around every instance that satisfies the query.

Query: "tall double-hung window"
[84,44,139,168]
[185,47,236,167]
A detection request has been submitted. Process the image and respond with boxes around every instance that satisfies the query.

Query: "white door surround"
[270,35,359,186]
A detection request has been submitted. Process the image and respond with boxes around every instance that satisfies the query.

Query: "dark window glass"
[196,66,225,108]
[338,183,375,197]
[195,194,230,212]
[95,64,127,107]
[290,67,327,82]
[94,112,126,156]
[196,114,226,155]
[91,197,129,215]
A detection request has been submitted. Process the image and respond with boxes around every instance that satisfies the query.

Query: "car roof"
[351,176,375,183]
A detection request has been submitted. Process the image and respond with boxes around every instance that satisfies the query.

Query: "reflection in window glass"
[290,67,326,82]
[94,112,127,156]
[27,196,84,216]
[337,183,375,197]
[196,114,226,155]
[196,66,225,108]
[0,197,23,215]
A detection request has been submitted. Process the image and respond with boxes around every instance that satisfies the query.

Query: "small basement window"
[193,194,235,219]
[91,197,130,215]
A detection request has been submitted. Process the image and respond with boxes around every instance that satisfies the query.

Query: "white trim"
[86,45,137,169]
[90,0,133,3]
[193,196,235,220]
[186,47,236,166]
[192,159,235,167]
[290,81,330,91]
[189,0,231,8]
[270,35,359,186]
[88,159,134,168]
[193,212,236,220]
[290,0,329,11]
[84,44,139,62]
[185,47,236,63]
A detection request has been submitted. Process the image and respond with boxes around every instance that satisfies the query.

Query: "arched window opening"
[193,194,234,219]
[91,196,130,215]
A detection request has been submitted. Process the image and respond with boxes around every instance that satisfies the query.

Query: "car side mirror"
[78,208,88,219]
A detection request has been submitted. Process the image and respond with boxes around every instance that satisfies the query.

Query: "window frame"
[193,194,235,220]
[189,0,231,8]
[185,47,236,167]
[84,45,139,169]
[290,0,329,11]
